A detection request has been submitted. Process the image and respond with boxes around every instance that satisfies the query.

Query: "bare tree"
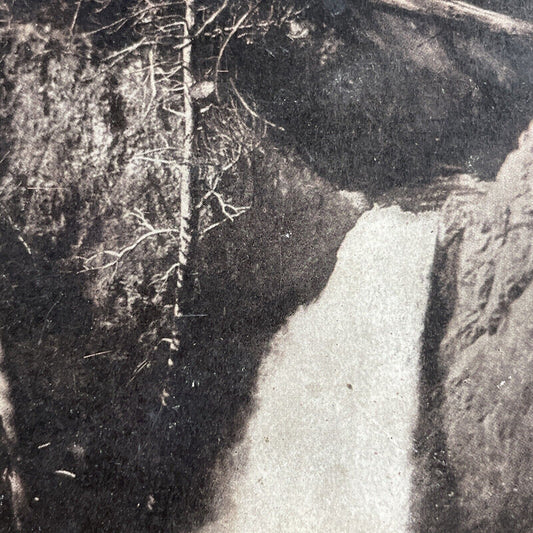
[172,0,196,353]
[81,1,289,357]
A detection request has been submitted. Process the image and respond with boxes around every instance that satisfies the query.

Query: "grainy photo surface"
[0,1,532,531]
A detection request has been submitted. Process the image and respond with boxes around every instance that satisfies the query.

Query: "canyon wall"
[416,121,533,532]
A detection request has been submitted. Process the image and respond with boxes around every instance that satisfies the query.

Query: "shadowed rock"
[416,121,533,532]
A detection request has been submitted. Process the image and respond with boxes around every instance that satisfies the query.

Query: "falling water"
[200,206,438,533]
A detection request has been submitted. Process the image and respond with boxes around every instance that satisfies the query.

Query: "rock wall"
[0,23,365,532]
[416,121,533,532]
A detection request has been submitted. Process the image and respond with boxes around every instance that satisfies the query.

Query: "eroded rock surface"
[417,121,533,532]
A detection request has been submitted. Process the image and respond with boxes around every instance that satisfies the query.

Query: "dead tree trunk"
[0,335,29,531]
[171,0,197,354]
[372,0,533,37]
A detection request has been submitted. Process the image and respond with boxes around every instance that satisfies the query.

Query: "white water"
[200,206,438,533]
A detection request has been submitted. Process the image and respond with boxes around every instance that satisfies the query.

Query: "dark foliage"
[234,1,533,193]
[0,13,362,529]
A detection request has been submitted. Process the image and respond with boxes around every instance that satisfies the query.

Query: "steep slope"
[238,0,533,192]
[0,23,365,532]
[416,121,533,532]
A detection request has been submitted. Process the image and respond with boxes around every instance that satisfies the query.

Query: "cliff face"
[417,121,533,532]
[239,2,533,192]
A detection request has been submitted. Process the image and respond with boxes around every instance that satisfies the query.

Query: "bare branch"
[126,208,156,231]
[214,2,261,101]
[69,0,83,37]
[93,0,113,13]
[104,38,148,62]
[54,470,76,479]
[149,47,157,98]
[211,190,250,220]
[81,227,179,273]
[229,78,285,131]
[201,205,250,235]
[1,214,32,260]
[198,189,251,236]
[132,155,175,166]
[194,0,229,38]
[162,106,186,119]
[155,262,181,285]
[222,143,243,172]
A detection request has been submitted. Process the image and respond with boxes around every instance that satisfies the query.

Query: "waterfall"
[201,206,438,533]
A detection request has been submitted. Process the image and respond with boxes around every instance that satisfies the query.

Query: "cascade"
[201,206,438,533]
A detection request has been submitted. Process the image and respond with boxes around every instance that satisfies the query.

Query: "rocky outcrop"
[416,121,533,531]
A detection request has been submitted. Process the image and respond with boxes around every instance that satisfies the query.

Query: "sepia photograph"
[0,0,532,531]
